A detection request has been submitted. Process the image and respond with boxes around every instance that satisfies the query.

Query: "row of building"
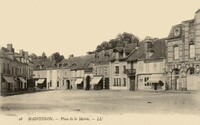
[1,9,200,94]
[0,44,34,95]
[32,9,200,91]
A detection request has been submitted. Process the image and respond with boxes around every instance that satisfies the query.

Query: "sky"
[0,0,200,58]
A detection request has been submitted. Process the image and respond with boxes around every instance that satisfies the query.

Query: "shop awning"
[3,76,16,84]
[90,76,102,85]
[147,74,163,83]
[37,79,45,84]
[18,77,27,83]
[74,78,83,84]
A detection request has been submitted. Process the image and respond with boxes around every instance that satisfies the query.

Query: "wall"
[33,70,47,78]
[110,61,128,90]
[136,60,165,91]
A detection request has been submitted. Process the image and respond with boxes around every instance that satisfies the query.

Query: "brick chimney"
[19,49,24,56]
[144,41,152,52]
[24,51,29,58]
[7,44,14,53]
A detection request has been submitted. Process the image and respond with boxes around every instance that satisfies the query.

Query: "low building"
[91,49,113,90]
[60,54,95,90]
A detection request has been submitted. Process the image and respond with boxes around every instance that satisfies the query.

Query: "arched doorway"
[86,76,91,90]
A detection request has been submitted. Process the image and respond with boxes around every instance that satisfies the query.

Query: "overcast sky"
[0,0,199,58]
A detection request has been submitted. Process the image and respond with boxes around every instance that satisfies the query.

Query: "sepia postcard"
[0,0,200,125]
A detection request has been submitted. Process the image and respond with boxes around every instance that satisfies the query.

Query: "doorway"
[86,76,91,90]
[130,76,135,91]
[105,78,110,89]
[66,80,70,89]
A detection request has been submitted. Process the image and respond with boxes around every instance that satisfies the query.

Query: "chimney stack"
[19,49,24,56]
[7,44,14,53]
[24,51,29,58]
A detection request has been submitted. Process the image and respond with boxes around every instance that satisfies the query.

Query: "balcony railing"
[126,69,136,76]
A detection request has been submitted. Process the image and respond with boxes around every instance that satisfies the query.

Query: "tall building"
[166,9,200,90]
[0,44,33,95]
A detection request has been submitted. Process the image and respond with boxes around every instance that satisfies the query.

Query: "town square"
[0,1,200,125]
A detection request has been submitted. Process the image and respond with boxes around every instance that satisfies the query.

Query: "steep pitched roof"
[127,42,145,62]
[145,39,166,60]
[33,58,56,69]
[61,54,95,70]
[0,48,10,59]
[93,49,114,64]
[112,42,139,61]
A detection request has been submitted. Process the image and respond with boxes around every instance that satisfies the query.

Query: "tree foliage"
[52,52,65,64]
[95,32,139,52]
[42,52,47,59]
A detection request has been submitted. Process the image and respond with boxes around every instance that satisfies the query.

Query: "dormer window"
[71,63,77,67]
[63,63,68,67]
[36,65,40,69]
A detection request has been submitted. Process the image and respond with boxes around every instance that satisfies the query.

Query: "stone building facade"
[166,9,200,90]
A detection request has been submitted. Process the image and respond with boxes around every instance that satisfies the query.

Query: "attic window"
[63,63,68,67]
[71,63,77,67]
[59,64,62,67]
[36,65,40,69]
[41,65,45,68]
[95,54,99,58]
[104,52,110,57]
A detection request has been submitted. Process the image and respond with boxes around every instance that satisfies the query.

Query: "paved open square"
[0,90,200,116]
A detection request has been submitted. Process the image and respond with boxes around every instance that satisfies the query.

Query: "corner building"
[166,9,200,90]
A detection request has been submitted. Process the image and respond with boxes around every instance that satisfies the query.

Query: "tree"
[100,41,112,50]
[116,32,139,44]
[30,53,38,59]
[142,36,154,42]
[108,39,119,48]
[94,32,140,52]
[42,52,47,59]
[52,52,65,64]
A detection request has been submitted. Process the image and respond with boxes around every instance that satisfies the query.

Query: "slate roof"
[93,49,114,64]
[60,54,95,70]
[33,58,57,69]
[127,42,145,62]
[0,48,10,59]
[127,39,166,62]
[144,39,166,60]
[112,42,139,61]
